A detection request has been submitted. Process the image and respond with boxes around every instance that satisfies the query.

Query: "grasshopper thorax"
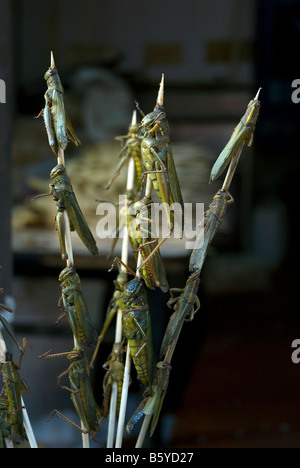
[44,67,64,94]
[123,278,144,297]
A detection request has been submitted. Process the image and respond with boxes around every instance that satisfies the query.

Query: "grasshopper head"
[44,66,58,82]
[140,109,163,129]
[59,266,76,282]
[67,348,84,363]
[246,98,260,126]
[129,123,139,136]
[50,164,66,180]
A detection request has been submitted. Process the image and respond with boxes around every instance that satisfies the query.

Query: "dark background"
[0,0,299,448]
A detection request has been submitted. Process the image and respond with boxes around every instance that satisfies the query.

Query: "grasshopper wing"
[50,89,69,150]
[73,288,98,347]
[62,191,98,256]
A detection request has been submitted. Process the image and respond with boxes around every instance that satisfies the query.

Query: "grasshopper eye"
[56,166,64,175]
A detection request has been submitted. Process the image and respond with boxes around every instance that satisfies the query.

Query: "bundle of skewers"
[25,50,261,448]
[87,71,261,448]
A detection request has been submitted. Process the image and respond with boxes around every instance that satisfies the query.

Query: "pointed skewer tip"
[254,87,262,101]
[50,51,55,68]
[131,110,137,126]
[156,74,165,107]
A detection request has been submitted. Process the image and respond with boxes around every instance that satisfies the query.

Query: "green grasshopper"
[160,271,201,361]
[107,192,169,293]
[0,289,31,444]
[111,259,155,392]
[45,348,101,437]
[209,89,261,183]
[107,190,140,262]
[126,361,171,436]
[0,398,12,448]
[131,197,169,293]
[160,190,233,359]
[39,62,81,155]
[58,266,98,347]
[138,104,184,228]
[90,270,128,368]
[50,164,98,257]
[101,342,125,420]
[189,189,234,274]
[0,340,31,444]
[106,120,143,192]
[126,271,199,436]
[0,300,15,352]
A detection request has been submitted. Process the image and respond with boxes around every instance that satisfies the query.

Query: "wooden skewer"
[156,73,164,108]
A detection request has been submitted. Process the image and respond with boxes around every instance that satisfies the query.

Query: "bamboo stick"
[115,344,131,448]
[107,112,137,447]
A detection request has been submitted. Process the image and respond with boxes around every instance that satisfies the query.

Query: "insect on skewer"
[209,88,261,184]
[0,327,37,448]
[43,52,91,448]
[134,88,262,446]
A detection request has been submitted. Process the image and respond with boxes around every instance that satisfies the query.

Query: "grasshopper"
[38,60,80,155]
[126,361,171,436]
[101,342,125,420]
[45,348,101,437]
[189,189,234,273]
[111,259,155,391]
[0,398,12,448]
[0,301,15,358]
[49,164,98,257]
[106,120,143,192]
[209,89,261,183]
[0,287,31,444]
[160,190,233,359]
[160,271,201,361]
[107,190,140,262]
[131,196,169,293]
[0,343,31,444]
[90,270,127,368]
[1,297,31,361]
[58,266,98,347]
[138,104,184,229]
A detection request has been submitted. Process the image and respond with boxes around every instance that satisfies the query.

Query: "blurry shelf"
[12,228,190,276]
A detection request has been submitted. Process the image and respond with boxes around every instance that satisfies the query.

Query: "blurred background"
[0,0,299,448]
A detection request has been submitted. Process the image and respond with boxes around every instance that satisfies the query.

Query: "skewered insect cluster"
[0,51,261,448]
